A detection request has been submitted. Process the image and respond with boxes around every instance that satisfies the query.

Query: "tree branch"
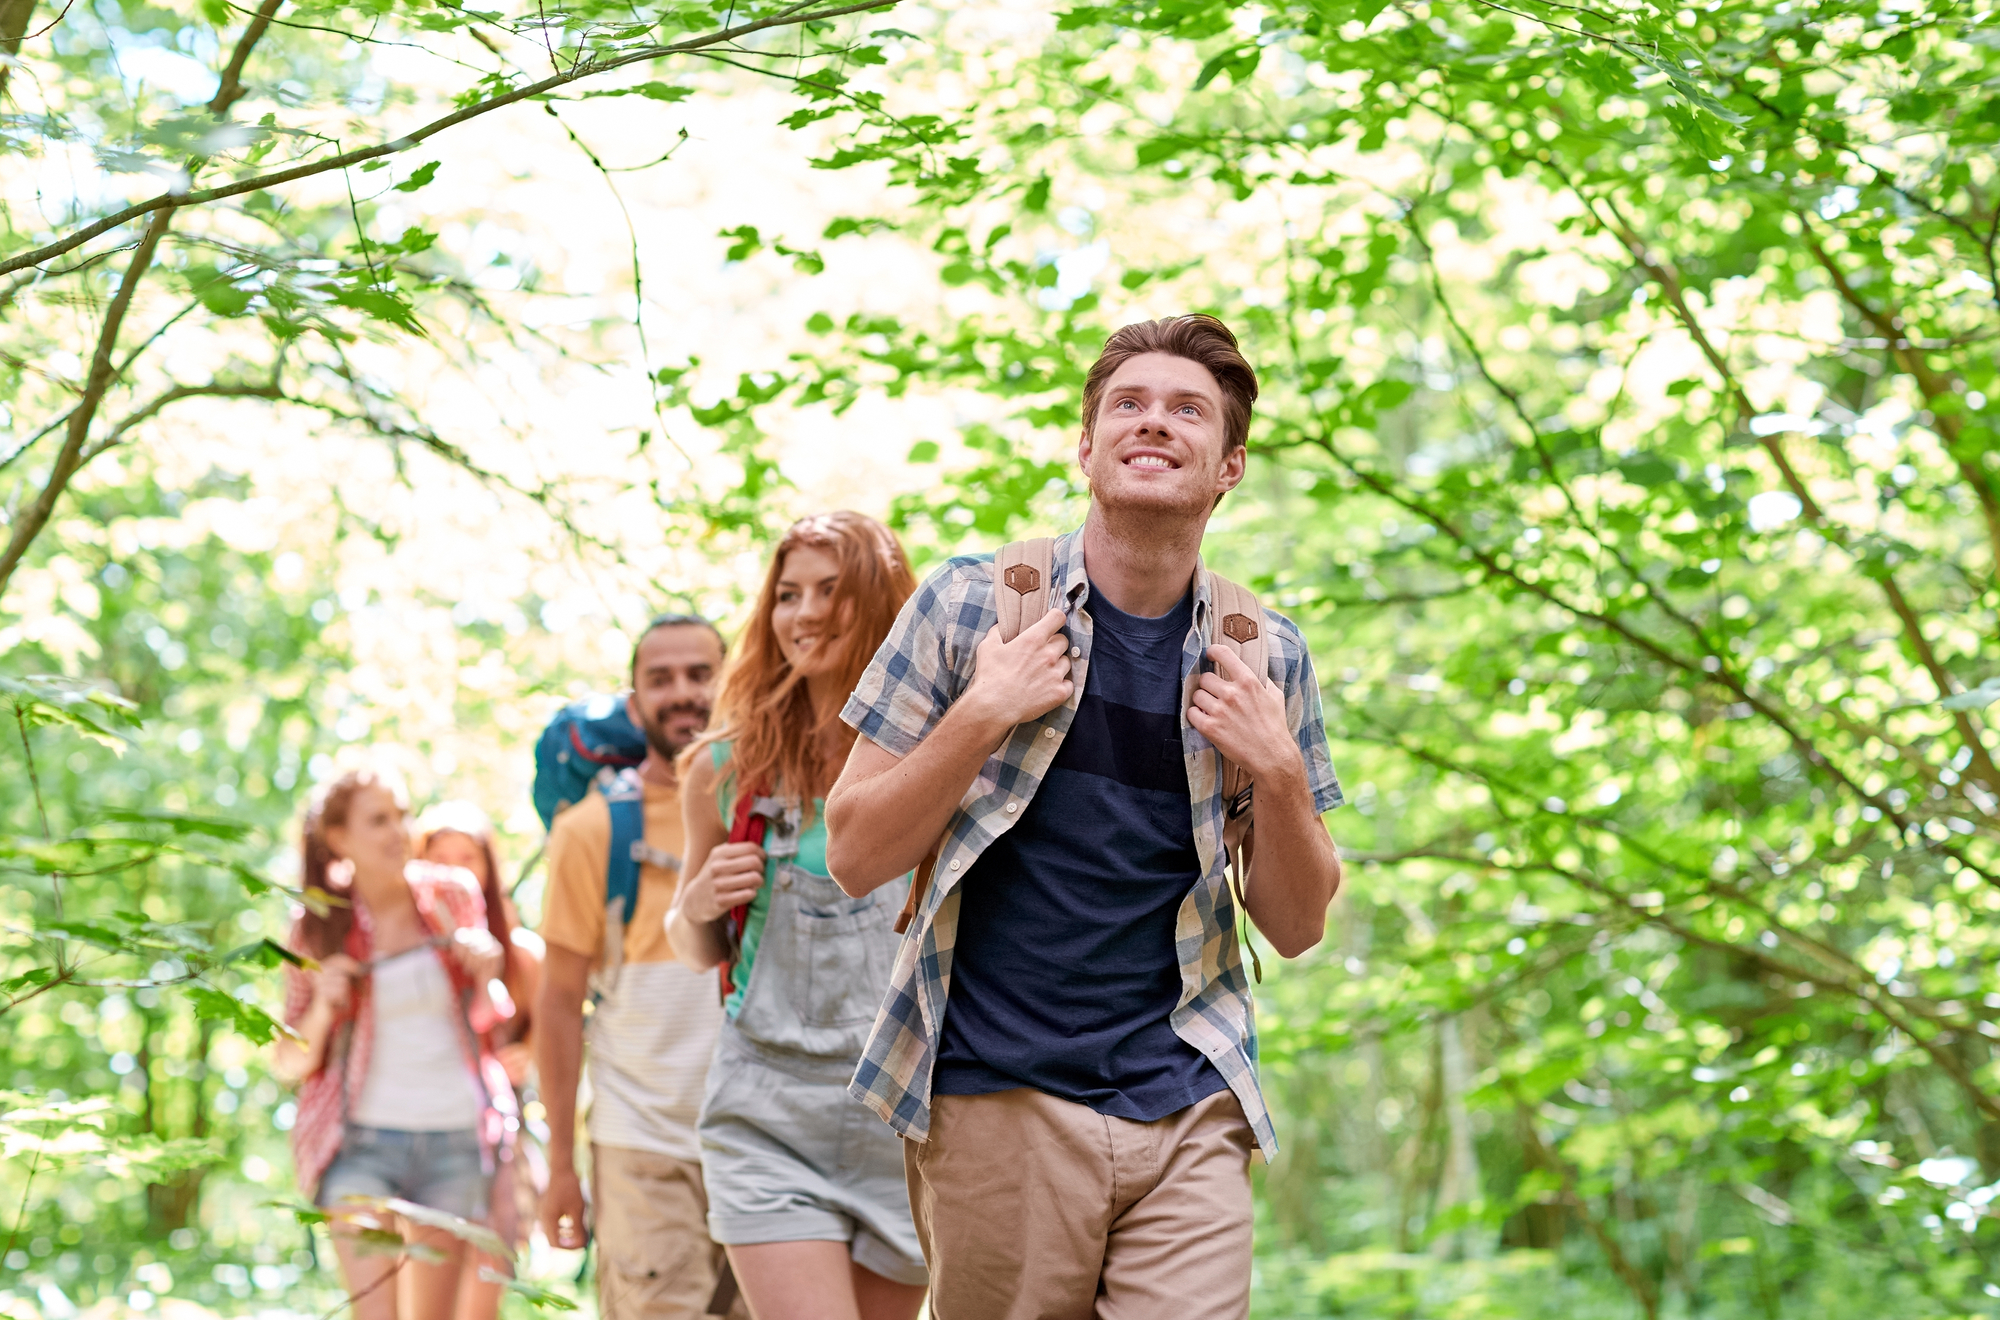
[1799,219,2000,575]
[1568,183,2000,797]
[0,210,171,601]
[0,0,900,279]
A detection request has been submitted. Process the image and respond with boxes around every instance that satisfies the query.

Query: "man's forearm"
[826,701,1014,895]
[536,992,586,1171]
[1242,763,1341,959]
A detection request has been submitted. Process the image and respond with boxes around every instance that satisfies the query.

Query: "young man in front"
[536,615,747,1319]
[825,315,1345,1318]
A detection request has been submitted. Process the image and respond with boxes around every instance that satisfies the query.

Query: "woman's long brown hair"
[685,512,915,804]
[294,768,406,960]
[415,800,513,955]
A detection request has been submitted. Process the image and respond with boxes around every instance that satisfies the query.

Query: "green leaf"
[1,675,140,745]
[1193,43,1260,92]
[184,983,290,1046]
[386,1198,512,1259]
[581,81,691,102]
[907,440,940,463]
[330,283,426,336]
[226,938,305,969]
[95,808,253,840]
[484,1270,579,1311]
[1617,454,1679,488]
[1941,678,2000,710]
[392,161,441,193]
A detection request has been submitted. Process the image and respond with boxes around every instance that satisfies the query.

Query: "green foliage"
[5,0,1998,1311]
[758,0,2000,1313]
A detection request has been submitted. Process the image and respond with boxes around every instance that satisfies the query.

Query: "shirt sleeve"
[538,799,608,962]
[1272,612,1343,816]
[841,559,974,758]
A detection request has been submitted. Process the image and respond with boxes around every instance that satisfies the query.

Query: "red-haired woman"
[273,770,514,1320]
[667,511,925,1320]
[416,801,545,1320]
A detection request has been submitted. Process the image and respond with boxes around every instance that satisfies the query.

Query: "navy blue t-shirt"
[934,583,1227,1121]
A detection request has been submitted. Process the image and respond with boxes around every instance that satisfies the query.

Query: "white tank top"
[350,945,483,1131]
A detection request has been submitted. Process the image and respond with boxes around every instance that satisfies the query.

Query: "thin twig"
[0,0,901,279]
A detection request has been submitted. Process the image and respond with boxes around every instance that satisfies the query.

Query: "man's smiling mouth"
[1125,453,1177,470]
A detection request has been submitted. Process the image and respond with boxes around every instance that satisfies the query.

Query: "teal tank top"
[711,742,829,1020]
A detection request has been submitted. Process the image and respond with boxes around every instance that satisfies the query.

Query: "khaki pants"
[592,1144,747,1320]
[904,1087,1254,1320]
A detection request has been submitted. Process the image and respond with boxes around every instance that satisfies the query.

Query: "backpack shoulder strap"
[993,537,1056,643]
[717,788,775,1004]
[1205,568,1267,822]
[1206,568,1268,982]
[1206,569,1269,691]
[600,768,645,935]
[897,536,1054,938]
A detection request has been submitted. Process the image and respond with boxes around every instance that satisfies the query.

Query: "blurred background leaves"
[4,0,1999,1312]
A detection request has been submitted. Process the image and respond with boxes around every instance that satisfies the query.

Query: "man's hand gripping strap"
[893,538,1056,937]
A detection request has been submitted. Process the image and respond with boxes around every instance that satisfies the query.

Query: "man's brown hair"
[1080,314,1260,451]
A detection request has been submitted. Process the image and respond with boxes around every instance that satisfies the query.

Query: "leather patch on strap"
[1221,612,1260,644]
[1003,563,1041,595]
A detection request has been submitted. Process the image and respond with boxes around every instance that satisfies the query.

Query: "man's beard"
[638,702,710,760]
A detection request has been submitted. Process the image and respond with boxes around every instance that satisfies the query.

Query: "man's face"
[1077,351,1245,517]
[628,624,723,759]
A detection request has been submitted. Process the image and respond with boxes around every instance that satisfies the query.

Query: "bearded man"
[536,615,746,1319]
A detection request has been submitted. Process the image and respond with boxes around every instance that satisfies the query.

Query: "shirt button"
[948,859,962,871]
[1005,802,1018,814]
[1069,646,1081,658]
[1044,727,1057,739]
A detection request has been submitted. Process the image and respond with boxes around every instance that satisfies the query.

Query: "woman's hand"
[497,1040,533,1087]
[312,954,361,1017]
[450,926,506,983]
[677,841,766,925]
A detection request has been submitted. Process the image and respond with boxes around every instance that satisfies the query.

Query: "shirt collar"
[1052,526,1214,628]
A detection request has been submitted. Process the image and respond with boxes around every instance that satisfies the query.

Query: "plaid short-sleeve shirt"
[841,528,1342,1151]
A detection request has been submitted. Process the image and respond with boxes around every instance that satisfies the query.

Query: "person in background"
[275,768,515,1320]
[535,615,743,1319]
[417,800,545,1320]
[667,512,927,1320]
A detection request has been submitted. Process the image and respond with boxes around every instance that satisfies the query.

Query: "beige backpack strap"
[894,848,936,935]
[993,537,1055,643]
[898,538,1056,939]
[1206,570,1268,816]
[1206,569,1268,982]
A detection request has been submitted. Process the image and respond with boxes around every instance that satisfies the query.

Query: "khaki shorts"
[906,1087,1254,1320]
[591,1144,747,1320]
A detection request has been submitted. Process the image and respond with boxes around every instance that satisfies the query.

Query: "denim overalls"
[696,794,927,1284]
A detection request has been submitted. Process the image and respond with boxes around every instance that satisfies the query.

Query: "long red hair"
[686,512,915,803]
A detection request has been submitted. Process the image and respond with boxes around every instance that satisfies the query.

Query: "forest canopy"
[2,0,1997,1312]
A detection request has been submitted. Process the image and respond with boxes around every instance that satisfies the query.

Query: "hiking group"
[275,314,1347,1320]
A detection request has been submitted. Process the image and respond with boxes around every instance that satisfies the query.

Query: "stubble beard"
[640,703,710,762]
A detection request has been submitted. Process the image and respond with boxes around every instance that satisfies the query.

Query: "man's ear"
[1076,425,1094,473]
[1215,441,1247,497]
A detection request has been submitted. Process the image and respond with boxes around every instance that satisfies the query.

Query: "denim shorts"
[317,1125,489,1221]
